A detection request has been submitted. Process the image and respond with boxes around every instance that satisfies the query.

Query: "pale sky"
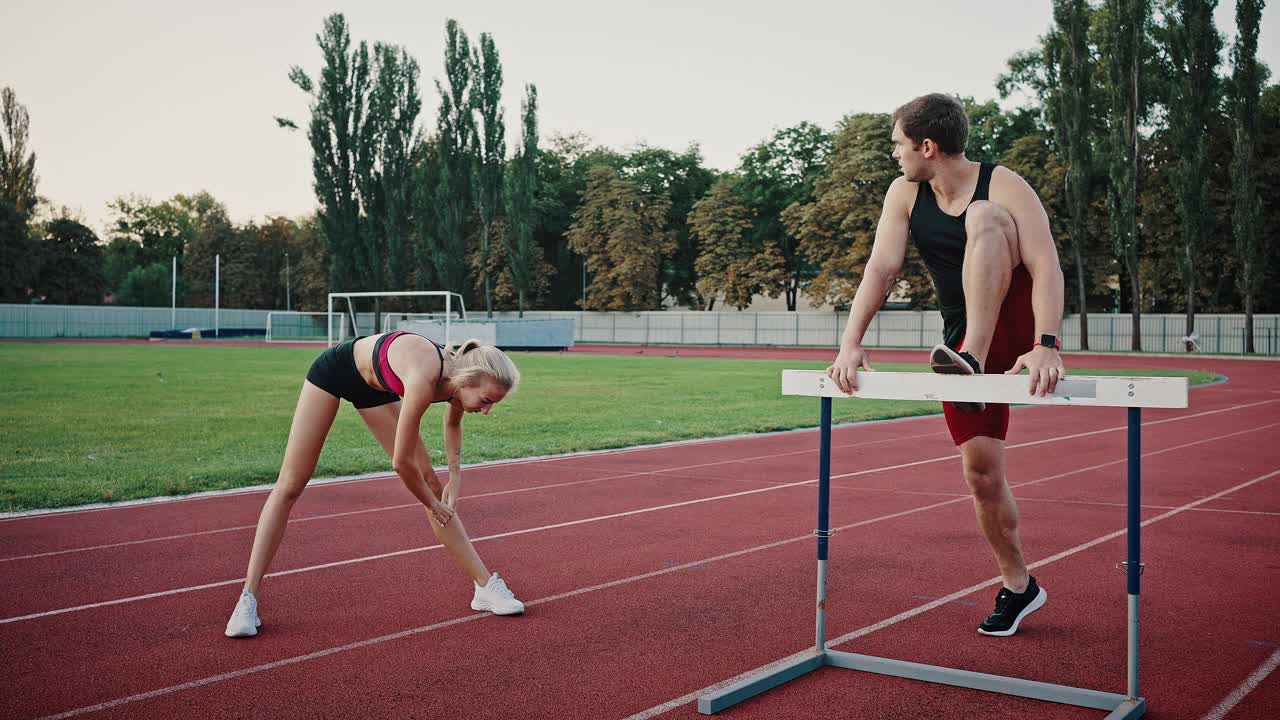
[5,0,1278,236]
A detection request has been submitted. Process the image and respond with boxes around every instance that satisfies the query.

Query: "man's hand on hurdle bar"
[826,345,875,393]
[1005,344,1067,397]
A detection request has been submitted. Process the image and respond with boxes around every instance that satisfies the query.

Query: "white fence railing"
[484,310,1280,356]
[2,304,1277,355]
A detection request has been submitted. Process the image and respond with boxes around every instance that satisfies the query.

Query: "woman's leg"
[357,402,491,586]
[242,381,339,594]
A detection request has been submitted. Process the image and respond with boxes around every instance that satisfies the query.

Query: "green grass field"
[0,343,1216,512]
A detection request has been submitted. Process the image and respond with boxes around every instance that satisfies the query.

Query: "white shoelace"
[489,578,515,599]
[233,594,257,619]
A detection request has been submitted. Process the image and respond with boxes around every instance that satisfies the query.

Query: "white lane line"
[4,421,1274,624]
[0,429,945,562]
[622,468,1280,720]
[1199,647,1280,720]
[38,466,1278,720]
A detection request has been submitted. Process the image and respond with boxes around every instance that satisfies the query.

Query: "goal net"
[326,291,467,347]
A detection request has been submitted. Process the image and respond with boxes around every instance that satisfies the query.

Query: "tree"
[737,123,832,310]
[785,114,932,309]
[505,84,542,315]
[470,32,504,316]
[0,87,38,221]
[286,214,331,311]
[173,191,233,306]
[33,218,105,305]
[284,16,425,297]
[998,2,1100,348]
[962,98,1039,162]
[0,87,39,302]
[0,199,33,302]
[432,19,476,296]
[1099,0,1153,350]
[1258,85,1280,313]
[621,145,715,308]
[1163,0,1223,338]
[566,166,674,311]
[481,217,554,311]
[411,134,442,292]
[1053,0,1098,348]
[690,177,783,310]
[1228,0,1269,351]
[365,43,422,295]
[116,263,172,307]
[102,193,219,302]
[286,14,372,293]
[1139,113,1237,313]
[537,134,625,309]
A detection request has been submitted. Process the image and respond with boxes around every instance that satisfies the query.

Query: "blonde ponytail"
[447,338,521,392]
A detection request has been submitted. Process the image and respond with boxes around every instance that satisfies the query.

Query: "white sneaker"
[224,588,262,638]
[471,572,524,615]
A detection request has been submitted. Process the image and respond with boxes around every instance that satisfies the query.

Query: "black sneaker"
[929,344,986,413]
[978,576,1047,636]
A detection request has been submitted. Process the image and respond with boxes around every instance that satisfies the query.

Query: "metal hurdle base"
[698,649,1145,718]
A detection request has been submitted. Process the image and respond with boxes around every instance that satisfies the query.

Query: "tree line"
[1,3,1275,349]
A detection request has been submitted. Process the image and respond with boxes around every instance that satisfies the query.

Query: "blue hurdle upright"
[698,370,1189,718]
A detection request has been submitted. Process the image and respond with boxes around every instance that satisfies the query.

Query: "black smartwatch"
[1038,333,1061,350]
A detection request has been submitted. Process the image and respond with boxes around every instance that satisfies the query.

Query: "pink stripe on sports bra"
[377,331,409,396]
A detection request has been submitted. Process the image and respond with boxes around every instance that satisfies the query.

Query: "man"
[826,93,1065,636]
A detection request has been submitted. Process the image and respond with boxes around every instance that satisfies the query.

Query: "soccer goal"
[266,311,351,343]
[326,291,467,347]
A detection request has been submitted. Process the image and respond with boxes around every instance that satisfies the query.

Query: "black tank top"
[909,162,995,347]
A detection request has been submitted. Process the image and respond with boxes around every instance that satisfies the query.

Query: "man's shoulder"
[889,175,920,191]
[988,165,1038,202]
[886,176,920,209]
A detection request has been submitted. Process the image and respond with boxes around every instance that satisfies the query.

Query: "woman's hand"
[428,498,455,526]
[442,480,460,510]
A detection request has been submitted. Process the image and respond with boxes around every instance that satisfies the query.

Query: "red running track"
[1,348,1277,720]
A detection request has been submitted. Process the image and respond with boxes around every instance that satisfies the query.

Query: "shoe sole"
[977,587,1047,637]
[471,600,524,616]
[929,346,985,413]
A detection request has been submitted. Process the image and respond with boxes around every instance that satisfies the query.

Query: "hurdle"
[698,370,1189,718]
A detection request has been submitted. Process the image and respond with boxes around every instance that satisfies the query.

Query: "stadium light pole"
[214,253,220,338]
[171,256,177,328]
[285,252,291,312]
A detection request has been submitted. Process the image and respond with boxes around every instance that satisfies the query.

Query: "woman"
[225,331,525,638]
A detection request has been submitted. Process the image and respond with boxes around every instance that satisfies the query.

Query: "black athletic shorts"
[305,338,400,409]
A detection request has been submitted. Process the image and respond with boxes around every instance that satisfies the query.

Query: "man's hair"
[891,93,969,156]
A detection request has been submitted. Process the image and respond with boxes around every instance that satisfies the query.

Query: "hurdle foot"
[697,651,823,714]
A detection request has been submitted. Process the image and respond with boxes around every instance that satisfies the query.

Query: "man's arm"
[827,177,914,392]
[991,167,1066,395]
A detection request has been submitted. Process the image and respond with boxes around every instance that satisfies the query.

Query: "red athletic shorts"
[943,266,1036,446]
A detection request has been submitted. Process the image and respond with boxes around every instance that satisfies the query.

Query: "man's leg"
[959,435,1028,592]
[960,201,1021,369]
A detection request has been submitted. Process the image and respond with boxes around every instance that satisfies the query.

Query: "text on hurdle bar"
[781,370,1188,409]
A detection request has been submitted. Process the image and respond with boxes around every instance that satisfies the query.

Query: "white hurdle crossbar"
[698,370,1189,718]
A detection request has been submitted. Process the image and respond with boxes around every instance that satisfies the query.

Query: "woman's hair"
[447,339,521,393]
